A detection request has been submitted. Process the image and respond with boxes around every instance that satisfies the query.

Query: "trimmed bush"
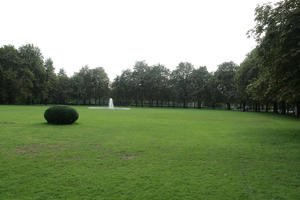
[44,106,79,124]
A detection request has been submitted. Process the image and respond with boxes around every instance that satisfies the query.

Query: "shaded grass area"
[0,105,299,200]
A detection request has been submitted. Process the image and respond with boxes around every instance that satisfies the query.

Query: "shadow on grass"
[239,127,300,146]
[32,122,80,127]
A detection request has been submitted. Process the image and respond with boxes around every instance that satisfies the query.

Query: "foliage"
[170,62,194,107]
[0,44,110,105]
[0,0,299,116]
[44,105,79,124]
[247,0,300,115]
[190,66,211,107]
[235,49,260,103]
[214,61,239,109]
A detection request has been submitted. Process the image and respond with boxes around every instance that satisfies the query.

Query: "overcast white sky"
[0,0,278,80]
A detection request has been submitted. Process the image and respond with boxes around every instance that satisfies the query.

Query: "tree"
[132,61,149,107]
[248,0,300,116]
[112,69,134,106]
[91,67,109,105]
[191,66,210,108]
[204,74,221,109]
[44,58,58,104]
[170,62,194,108]
[235,49,259,111]
[215,61,238,110]
[55,69,71,104]
[0,45,23,104]
[144,64,170,107]
[18,44,46,104]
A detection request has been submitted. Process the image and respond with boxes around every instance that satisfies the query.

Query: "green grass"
[0,106,299,200]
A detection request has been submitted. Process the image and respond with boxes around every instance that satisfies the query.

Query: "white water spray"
[88,98,130,110]
[108,98,114,109]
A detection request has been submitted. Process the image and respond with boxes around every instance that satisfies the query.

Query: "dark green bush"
[44,106,79,124]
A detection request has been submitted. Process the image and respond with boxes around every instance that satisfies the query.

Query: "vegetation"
[0,45,110,105]
[0,105,299,199]
[44,105,79,124]
[0,0,299,117]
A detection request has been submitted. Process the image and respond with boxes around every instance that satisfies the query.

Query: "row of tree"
[0,0,299,117]
[0,44,109,105]
[112,0,300,117]
[112,61,236,109]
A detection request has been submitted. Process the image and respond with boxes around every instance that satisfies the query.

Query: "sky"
[0,0,279,80]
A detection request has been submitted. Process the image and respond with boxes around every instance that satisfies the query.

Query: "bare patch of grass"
[0,121,15,124]
[15,144,66,157]
[121,155,136,159]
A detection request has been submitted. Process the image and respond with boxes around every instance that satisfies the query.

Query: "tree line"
[0,0,299,117]
[0,44,110,105]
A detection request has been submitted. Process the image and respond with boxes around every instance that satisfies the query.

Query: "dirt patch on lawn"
[15,144,66,157]
[119,151,144,160]
[121,155,136,159]
[0,121,15,125]
[98,150,143,160]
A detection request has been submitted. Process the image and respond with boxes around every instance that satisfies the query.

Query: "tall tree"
[204,74,221,109]
[235,49,259,111]
[215,61,238,110]
[248,0,300,116]
[44,58,57,104]
[112,69,134,106]
[144,64,170,107]
[191,66,210,108]
[18,44,46,104]
[170,62,194,108]
[55,69,71,104]
[0,45,23,104]
[132,61,149,107]
[91,67,109,105]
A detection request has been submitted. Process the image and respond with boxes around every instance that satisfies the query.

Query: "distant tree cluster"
[112,0,300,117]
[0,0,299,117]
[0,44,110,105]
[111,61,237,110]
[242,0,300,116]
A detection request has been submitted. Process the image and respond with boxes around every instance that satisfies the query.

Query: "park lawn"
[0,105,299,200]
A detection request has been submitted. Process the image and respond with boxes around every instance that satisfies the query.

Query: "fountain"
[108,98,114,109]
[88,98,130,110]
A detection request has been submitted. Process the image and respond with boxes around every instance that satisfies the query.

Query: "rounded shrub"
[44,105,79,124]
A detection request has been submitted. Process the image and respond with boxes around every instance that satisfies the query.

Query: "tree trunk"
[183,99,186,108]
[286,103,291,115]
[242,102,246,112]
[226,103,231,110]
[198,99,201,109]
[273,102,278,113]
[281,101,286,115]
[295,102,300,117]
[266,103,269,113]
[212,104,216,109]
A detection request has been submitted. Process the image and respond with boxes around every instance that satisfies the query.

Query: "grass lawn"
[0,105,299,200]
